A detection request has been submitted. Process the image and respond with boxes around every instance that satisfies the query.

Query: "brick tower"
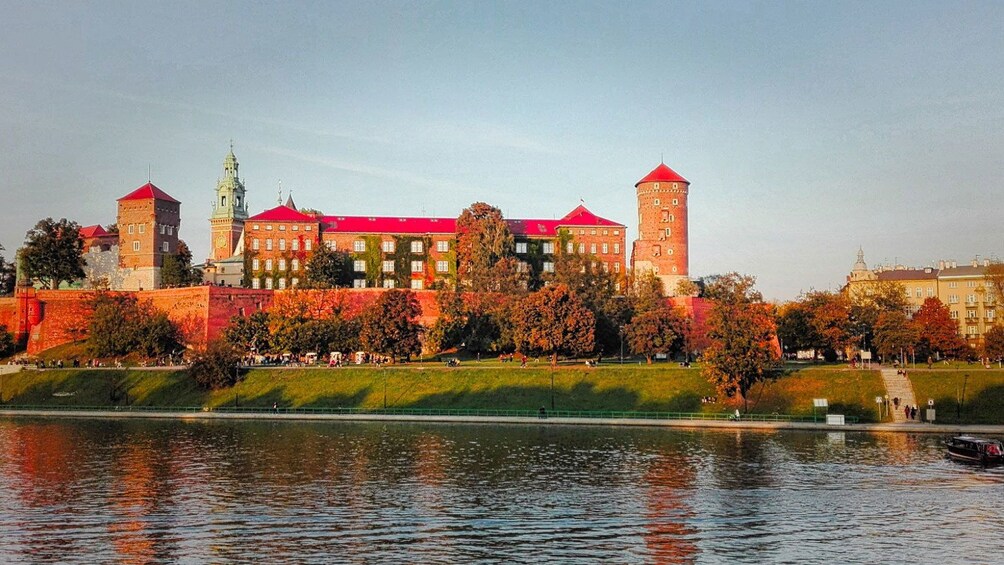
[210,144,248,261]
[631,162,690,295]
[117,183,181,290]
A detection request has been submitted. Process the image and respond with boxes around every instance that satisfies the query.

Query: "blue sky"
[2,1,1002,300]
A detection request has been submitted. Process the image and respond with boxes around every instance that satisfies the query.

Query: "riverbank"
[3,407,1002,435]
[0,364,885,420]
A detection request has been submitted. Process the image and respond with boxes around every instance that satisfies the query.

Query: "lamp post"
[619,325,625,364]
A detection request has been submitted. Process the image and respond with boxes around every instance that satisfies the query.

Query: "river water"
[0,418,1002,563]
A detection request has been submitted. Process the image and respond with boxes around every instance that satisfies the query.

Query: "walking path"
[880,367,916,423]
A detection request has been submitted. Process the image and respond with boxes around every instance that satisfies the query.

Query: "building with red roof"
[116,182,182,290]
[632,162,691,295]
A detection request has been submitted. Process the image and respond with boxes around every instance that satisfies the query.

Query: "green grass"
[909,369,1004,424]
[0,363,889,421]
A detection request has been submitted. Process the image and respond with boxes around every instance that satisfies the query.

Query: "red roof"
[635,163,688,186]
[248,205,320,223]
[79,225,109,238]
[320,206,623,237]
[117,182,180,203]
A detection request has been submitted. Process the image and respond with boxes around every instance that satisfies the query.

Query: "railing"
[0,404,858,423]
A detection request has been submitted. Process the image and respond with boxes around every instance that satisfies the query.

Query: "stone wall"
[0,297,15,333]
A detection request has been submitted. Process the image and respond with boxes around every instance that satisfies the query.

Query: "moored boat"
[945,436,1004,465]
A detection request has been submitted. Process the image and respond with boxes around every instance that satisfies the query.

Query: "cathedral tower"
[210,144,248,261]
[631,162,690,295]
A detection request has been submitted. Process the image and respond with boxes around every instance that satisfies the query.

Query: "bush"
[0,325,15,358]
[190,340,243,390]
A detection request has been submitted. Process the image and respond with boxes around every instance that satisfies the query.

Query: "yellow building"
[847,249,997,348]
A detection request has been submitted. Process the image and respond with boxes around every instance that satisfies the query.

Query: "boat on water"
[945,436,1004,465]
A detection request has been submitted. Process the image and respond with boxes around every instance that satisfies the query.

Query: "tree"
[776,301,818,356]
[304,243,352,288]
[631,270,666,315]
[983,325,1004,363]
[224,311,273,353]
[87,293,182,357]
[913,297,966,359]
[21,218,85,289]
[161,240,201,287]
[0,244,14,295]
[675,278,700,297]
[511,284,595,365]
[0,325,15,358]
[456,202,515,291]
[847,280,909,353]
[547,251,621,353]
[190,339,243,390]
[778,290,852,360]
[359,289,423,362]
[626,306,688,364]
[701,273,782,413]
[985,262,1004,308]
[872,310,919,364]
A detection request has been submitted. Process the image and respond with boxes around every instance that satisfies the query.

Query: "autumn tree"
[224,311,273,353]
[983,325,1004,363]
[912,297,966,359]
[190,338,243,390]
[511,284,595,365]
[21,217,86,289]
[701,273,782,413]
[626,306,688,364]
[547,251,623,353]
[359,289,423,362]
[305,243,352,288]
[675,278,700,297]
[426,290,506,355]
[847,280,909,353]
[631,270,666,315]
[778,290,852,360]
[161,241,201,286]
[456,202,515,291]
[872,310,919,364]
[985,262,1004,308]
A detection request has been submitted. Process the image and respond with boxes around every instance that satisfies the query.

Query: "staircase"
[880,368,917,423]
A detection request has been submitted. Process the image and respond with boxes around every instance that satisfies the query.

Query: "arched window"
[221,196,227,207]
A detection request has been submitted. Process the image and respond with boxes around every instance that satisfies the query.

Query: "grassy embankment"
[909,368,1004,425]
[0,364,883,421]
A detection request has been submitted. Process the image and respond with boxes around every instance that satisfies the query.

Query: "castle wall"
[0,297,16,333]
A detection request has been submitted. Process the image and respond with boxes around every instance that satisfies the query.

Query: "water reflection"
[1,419,1003,562]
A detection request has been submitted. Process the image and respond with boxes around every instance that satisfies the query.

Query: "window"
[411,279,424,290]
[653,199,660,206]
[654,183,660,189]
[602,243,608,254]
[265,278,273,290]
[542,242,553,254]
[590,229,596,235]
[411,241,423,253]
[292,239,299,251]
[543,261,554,273]
[668,248,674,255]
[579,230,585,235]
[326,241,336,250]
[305,239,311,251]
[566,242,573,254]
[673,199,679,206]
[353,279,366,288]
[614,262,620,273]
[436,260,449,273]
[516,262,528,273]
[603,262,609,272]
[915,288,922,298]
[279,239,286,251]
[653,245,661,257]
[382,260,394,273]
[278,278,286,289]
[516,242,527,254]
[132,241,140,251]
[382,240,395,253]
[603,230,608,236]
[949,282,958,288]
[968,281,976,288]
[578,243,585,254]
[949,294,958,304]
[927,287,934,297]
[291,259,299,272]
[665,228,672,237]
[354,240,366,252]
[662,210,669,222]
[252,278,260,289]
[265,259,273,271]
[951,310,959,319]
[305,226,311,231]
[252,239,260,251]
[279,225,286,231]
[383,279,395,288]
[613,230,619,236]
[292,225,299,231]
[138,224,145,234]
[162,242,169,252]
[614,243,620,254]
[354,260,366,272]
[252,224,259,230]
[590,244,597,254]
[278,259,286,271]
[266,225,273,231]
[160,224,166,235]
[989,310,996,321]
[673,183,678,189]
[167,226,173,235]
[266,239,273,251]
[411,260,424,273]
[291,278,299,287]
[252,259,260,271]
[436,240,449,252]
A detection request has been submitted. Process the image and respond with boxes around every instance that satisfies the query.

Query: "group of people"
[892,397,921,420]
[701,396,718,404]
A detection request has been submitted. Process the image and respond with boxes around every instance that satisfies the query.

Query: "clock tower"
[209,143,248,261]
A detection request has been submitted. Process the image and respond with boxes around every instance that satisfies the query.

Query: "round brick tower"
[630,162,690,295]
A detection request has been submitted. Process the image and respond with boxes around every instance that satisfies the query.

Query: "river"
[0,418,1002,563]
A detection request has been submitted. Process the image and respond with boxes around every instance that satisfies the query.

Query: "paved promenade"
[2,408,1001,435]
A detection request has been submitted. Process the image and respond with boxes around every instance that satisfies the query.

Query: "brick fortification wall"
[0,297,16,333]
[28,290,99,354]
[270,288,439,326]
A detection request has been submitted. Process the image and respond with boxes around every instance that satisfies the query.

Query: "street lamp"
[619,325,625,364]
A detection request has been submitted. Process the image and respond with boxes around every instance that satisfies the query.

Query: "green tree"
[778,290,853,360]
[359,289,423,362]
[87,293,182,357]
[456,202,515,291]
[190,339,243,390]
[913,297,966,359]
[983,325,1004,362]
[675,278,700,297]
[776,301,818,356]
[0,244,14,295]
[224,311,273,353]
[0,325,15,358]
[626,306,688,364]
[631,270,666,315]
[21,218,86,289]
[305,243,352,288]
[161,240,201,287]
[872,310,919,364]
[701,273,782,412]
[547,251,622,354]
[511,284,595,365]
[848,280,909,353]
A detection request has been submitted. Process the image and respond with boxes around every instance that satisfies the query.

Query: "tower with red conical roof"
[116,182,181,290]
[631,162,690,295]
